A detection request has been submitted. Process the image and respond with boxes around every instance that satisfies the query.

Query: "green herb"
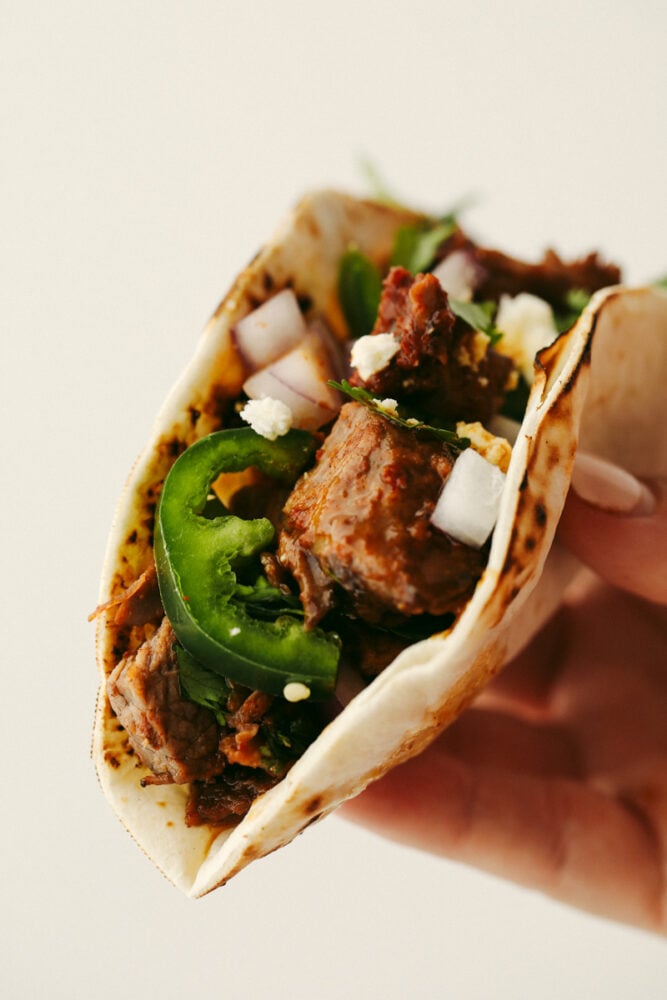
[176,645,231,727]
[554,288,591,333]
[449,299,502,346]
[234,576,304,620]
[176,644,321,778]
[338,248,383,338]
[262,711,321,771]
[391,218,457,274]
[329,380,470,450]
[358,157,406,207]
[500,373,531,422]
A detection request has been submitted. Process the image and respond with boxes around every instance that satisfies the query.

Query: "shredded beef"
[336,618,412,679]
[434,229,621,309]
[107,617,320,821]
[278,402,487,628]
[107,618,226,784]
[351,268,514,425]
[89,561,163,627]
[185,768,276,827]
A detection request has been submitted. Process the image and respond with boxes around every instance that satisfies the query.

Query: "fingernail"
[571,452,656,516]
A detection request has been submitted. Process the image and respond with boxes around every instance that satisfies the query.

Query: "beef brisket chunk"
[351,268,514,425]
[277,402,487,628]
[185,767,276,827]
[434,229,621,309]
[107,616,323,821]
[107,618,226,785]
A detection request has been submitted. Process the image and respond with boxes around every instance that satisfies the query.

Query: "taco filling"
[95,210,620,829]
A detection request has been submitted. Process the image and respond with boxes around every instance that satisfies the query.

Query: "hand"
[342,456,667,934]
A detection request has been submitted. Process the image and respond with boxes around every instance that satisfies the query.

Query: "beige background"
[2,1,666,997]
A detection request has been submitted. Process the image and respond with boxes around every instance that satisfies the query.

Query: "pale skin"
[342,475,667,934]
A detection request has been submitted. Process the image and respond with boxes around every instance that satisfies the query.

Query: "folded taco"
[92,190,667,895]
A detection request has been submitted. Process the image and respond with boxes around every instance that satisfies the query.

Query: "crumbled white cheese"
[456,421,512,473]
[376,397,399,416]
[283,681,311,702]
[239,396,293,440]
[495,293,559,384]
[350,333,400,381]
[456,329,491,370]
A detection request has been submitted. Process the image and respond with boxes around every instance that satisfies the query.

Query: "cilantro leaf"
[391,218,457,274]
[329,380,470,450]
[358,157,406,207]
[176,645,231,727]
[554,288,591,333]
[449,299,502,346]
[500,373,531,422]
[338,248,383,339]
[234,576,304,620]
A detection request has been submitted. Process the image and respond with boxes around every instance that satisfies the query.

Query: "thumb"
[558,452,667,605]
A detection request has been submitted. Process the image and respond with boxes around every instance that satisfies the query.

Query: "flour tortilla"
[93,190,667,896]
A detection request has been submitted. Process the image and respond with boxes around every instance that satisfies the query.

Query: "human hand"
[342,455,667,934]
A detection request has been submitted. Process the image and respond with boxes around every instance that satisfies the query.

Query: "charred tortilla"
[92,190,667,895]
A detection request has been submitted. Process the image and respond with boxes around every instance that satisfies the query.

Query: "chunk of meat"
[89,561,163,627]
[107,618,320,821]
[107,618,226,784]
[185,767,276,827]
[434,229,622,308]
[219,689,273,769]
[278,402,487,628]
[351,268,514,425]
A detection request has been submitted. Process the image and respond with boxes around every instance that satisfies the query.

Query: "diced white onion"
[232,289,307,371]
[430,448,506,548]
[432,250,481,302]
[243,330,342,431]
[306,316,347,381]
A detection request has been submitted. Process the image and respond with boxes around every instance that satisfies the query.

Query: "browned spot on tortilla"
[534,502,547,527]
[104,753,120,769]
[304,795,323,816]
[306,216,321,238]
[546,444,561,470]
[188,406,201,426]
[262,271,274,292]
[166,821,173,828]
[524,535,537,551]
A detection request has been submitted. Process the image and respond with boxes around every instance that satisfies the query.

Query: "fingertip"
[558,483,667,605]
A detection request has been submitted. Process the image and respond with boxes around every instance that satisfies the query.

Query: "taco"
[92,189,667,896]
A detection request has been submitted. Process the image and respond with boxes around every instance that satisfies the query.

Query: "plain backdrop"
[2,2,666,998]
